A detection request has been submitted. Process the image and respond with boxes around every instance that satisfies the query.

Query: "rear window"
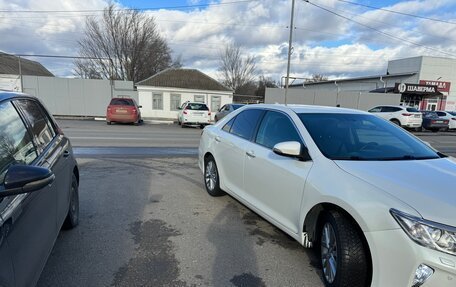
[186,103,209,111]
[406,107,419,112]
[449,112,456,116]
[110,99,134,106]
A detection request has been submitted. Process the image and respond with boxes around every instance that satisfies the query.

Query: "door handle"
[215,136,221,142]
[246,150,256,158]
[63,150,70,158]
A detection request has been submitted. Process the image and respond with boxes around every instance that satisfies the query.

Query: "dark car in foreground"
[0,92,79,287]
[419,111,449,132]
[106,97,142,125]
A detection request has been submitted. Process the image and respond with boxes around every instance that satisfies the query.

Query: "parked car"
[0,92,79,287]
[106,97,142,125]
[199,104,455,287]
[177,101,211,128]
[435,111,456,130]
[214,103,244,122]
[419,111,450,132]
[368,105,422,128]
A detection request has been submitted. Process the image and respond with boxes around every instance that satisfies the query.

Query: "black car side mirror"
[1,165,55,197]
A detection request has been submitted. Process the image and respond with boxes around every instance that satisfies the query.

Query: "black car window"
[436,111,446,117]
[381,107,402,112]
[110,99,134,106]
[229,109,264,140]
[232,104,243,110]
[368,107,382,113]
[0,101,38,184]
[299,113,439,161]
[406,107,419,113]
[186,103,209,111]
[255,111,302,149]
[15,100,56,154]
[222,117,235,132]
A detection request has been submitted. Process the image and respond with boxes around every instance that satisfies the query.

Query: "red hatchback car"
[106,97,142,125]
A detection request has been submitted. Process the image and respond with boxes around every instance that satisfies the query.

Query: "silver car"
[214,103,244,122]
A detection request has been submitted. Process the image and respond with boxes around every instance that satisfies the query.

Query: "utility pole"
[284,0,296,105]
[18,56,23,92]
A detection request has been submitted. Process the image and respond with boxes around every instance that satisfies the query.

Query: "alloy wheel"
[321,222,338,284]
[205,161,217,191]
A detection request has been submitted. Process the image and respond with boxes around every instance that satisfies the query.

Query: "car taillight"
[402,113,412,116]
[132,109,137,114]
[444,120,449,124]
[431,120,436,124]
[183,110,188,114]
[208,111,211,116]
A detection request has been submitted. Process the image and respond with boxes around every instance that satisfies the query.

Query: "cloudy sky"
[1,0,455,83]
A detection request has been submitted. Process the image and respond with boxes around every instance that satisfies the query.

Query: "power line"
[335,0,456,25]
[0,0,256,14]
[306,1,456,58]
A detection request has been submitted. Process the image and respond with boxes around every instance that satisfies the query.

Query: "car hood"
[335,158,456,227]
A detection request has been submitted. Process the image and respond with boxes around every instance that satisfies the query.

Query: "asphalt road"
[36,120,456,287]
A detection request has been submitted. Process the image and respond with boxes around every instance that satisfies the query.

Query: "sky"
[1,0,456,83]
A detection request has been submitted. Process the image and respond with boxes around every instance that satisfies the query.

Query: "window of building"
[194,95,205,103]
[211,96,221,112]
[152,93,163,110]
[170,94,181,111]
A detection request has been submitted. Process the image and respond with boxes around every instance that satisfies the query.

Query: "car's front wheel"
[319,210,370,287]
[63,174,79,229]
[204,156,224,196]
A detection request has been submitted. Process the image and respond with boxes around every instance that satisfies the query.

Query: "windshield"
[449,111,456,116]
[298,113,440,161]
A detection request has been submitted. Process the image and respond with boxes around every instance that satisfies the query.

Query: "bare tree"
[255,76,278,99]
[305,74,328,83]
[74,4,178,83]
[218,44,256,94]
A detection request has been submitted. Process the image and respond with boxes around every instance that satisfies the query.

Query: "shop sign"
[419,80,451,92]
[394,83,441,95]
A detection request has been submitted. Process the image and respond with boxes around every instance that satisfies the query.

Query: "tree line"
[75,4,326,96]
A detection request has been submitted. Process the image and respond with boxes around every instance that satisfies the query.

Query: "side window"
[0,101,37,184]
[255,111,301,149]
[230,109,264,140]
[436,111,445,117]
[368,107,382,113]
[15,100,56,154]
[222,117,235,132]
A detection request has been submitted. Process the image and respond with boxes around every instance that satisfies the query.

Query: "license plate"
[436,121,443,123]
[193,112,203,116]
[116,109,127,113]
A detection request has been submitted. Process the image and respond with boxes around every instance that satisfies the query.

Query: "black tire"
[178,120,181,126]
[390,119,401,126]
[200,124,205,129]
[63,174,79,229]
[319,210,370,287]
[107,121,112,125]
[415,126,423,132]
[204,156,225,196]
[431,128,439,133]
[181,123,186,128]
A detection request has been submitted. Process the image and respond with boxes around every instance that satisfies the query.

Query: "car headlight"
[391,209,456,256]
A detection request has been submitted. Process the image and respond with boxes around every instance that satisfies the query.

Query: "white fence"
[265,88,401,111]
[21,76,137,117]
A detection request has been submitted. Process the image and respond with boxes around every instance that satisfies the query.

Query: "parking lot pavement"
[58,119,202,147]
[38,156,324,287]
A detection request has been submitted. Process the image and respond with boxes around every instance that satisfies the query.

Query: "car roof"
[0,91,33,102]
[243,104,367,115]
[185,102,208,105]
[372,105,407,108]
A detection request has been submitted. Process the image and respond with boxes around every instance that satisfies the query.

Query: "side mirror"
[1,165,55,197]
[138,105,142,108]
[273,141,312,161]
[177,107,182,110]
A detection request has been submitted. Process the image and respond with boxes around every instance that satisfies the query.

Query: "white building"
[290,56,456,111]
[137,68,233,120]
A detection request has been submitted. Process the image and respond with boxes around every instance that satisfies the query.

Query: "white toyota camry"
[198,104,456,287]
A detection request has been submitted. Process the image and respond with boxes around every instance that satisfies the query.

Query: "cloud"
[1,0,455,82]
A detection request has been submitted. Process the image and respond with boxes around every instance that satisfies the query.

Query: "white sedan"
[198,104,456,287]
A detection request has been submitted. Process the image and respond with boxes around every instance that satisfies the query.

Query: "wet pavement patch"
[230,273,266,287]
[111,219,187,287]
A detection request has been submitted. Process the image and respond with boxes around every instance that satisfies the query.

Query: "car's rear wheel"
[63,174,79,229]
[390,119,400,126]
[204,156,224,196]
[319,210,369,287]
[431,128,439,133]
